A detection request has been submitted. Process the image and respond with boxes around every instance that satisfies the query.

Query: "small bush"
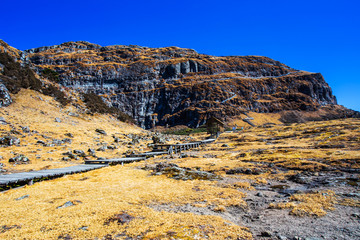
[42,85,69,106]
[0,52,42,93]
[42,68,60,82]
[82,92,134,123]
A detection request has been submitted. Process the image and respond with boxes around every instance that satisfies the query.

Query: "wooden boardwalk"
[85,157,146,165]
[0,164,105,186]
[0,138,216,189]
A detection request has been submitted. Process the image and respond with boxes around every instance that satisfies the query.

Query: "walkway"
[0,138,216,189]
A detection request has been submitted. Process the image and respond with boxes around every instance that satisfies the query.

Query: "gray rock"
[0,82,12,108]
[9,154,30,164]
[95,129,107,135]
[20,126,30,133]
[62,138,72,144]
[0,117,7,125]
[54,117,61,123]
[64,133,74,138]
[68,112,79,117]
[61,157,71,161]
[87,148,96,154]
[221,144,230,147]
[0,135,20,146]
[73,150,86,157]
[57,201,74,209]
[36,140,47,146]
[97,145,107,151]
[15,195,29,201]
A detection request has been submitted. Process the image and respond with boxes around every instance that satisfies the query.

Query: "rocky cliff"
[21,41,342,128]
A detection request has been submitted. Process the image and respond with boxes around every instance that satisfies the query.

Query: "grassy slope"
[0,90,359,239]
[0,89,144,172]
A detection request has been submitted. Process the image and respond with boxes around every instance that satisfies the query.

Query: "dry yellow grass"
[0,165,251,239]
[0,89,145,172]
[269,191,337,217]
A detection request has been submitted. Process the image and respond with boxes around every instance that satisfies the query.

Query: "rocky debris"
[113,136,121,143]
[54,117,61,123]
[0,82,12,108]
[221,144,230,147]
[95,129,107,135]
[0,225,21,233]
[73,150,86,157]
[97,145,107,151]
[20,126,30,133]
[226,167,266,175]
[9,154,30,164]
[62,151,77,159]
[0,117,7,125]
[87,148,96,155]
[36,140,46,146]
[64,133,73,138]
[56,200,82,209]
[104,212,135,225]
[0,162,5,172]
[15,195,29,201]
[149,162,221,181]
[0,135,20,146]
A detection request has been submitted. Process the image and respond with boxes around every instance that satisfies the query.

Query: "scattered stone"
[68,112,79,117]
[0,82,12,108]
[256,192,266,197]
[113,137,120,143]
[57,234,72,240]
[20,126,30,133]
[73,150,86,157]
[260,231,272,237]
[221,144,230,147]
[9,154,30,164]
[88,148,96,155]
[107,145,116,150]
[150,162,221,181]
[15,195,29,201]
[54,117,61,123]
[78,226,88,231]
[0,135,20,146]
[226,167,264,175]
[0,117,8,125]
[0,225,21,233]
[288,173,311,184]
[97,145,107,151]
[104,212,135,225]
[61,157,71,161]
[36,140,47,146]
[64,133,74,138]
[95,129,107,135]
[62,151,77,159]
[62,138,72,144]
[57,200,82,209]
[236,153,247,158]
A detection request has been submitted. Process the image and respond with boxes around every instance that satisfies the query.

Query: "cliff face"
[24,41,337,128]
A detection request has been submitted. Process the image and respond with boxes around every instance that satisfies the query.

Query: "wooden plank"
[0,164,105,186]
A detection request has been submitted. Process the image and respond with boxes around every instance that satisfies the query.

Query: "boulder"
[9,154,30,164]
[0,82,12,108]
[0,135,20,146]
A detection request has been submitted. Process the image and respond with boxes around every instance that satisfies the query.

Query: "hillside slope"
[25,41,344,128]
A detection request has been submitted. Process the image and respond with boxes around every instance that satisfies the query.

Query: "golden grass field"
[0,90,359,239]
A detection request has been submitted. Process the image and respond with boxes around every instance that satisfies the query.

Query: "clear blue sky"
[1,0,359,111]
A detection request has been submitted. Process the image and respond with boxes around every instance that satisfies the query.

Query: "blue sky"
[1,0,359,111]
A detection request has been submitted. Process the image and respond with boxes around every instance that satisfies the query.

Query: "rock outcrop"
[23,41,342,128]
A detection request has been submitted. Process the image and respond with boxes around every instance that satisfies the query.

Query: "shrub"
[82,92,134,123]
[42,68,60,82]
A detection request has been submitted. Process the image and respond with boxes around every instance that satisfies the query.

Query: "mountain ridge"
[1,40,359,128]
